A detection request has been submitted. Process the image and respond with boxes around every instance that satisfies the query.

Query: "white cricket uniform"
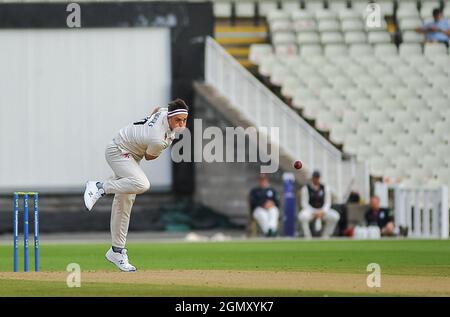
[103,108,175,248]
[298,184,340,238]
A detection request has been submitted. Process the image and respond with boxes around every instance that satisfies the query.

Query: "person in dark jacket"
[365,195,395,236]
[249,174,280,237]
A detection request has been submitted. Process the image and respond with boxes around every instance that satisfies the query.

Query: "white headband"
[167,109,188,117]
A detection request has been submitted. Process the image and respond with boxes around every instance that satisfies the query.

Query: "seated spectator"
[249,174,280,237]
[416,8,450,47]
[365,195,395,236]
[298,170,340,238]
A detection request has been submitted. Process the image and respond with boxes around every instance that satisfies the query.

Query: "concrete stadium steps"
[215,23,268,68]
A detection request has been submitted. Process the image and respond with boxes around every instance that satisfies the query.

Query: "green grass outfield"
[1,239,449,296]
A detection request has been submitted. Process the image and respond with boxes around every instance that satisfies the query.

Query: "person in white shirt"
[83,99,188,271]
[298,170,340,239]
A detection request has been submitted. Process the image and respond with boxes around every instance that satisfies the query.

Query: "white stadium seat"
[429,75,450,89]
[370,157,392,177]
[374,43,398,56]
[272,32,296,44]
[281,76,303,99]
[445,5,450,19]
[368,31,391,44]
[417,112,441,128]
[344,134,366,154]
[274,43,298,56]
[281,0,300,11]
[366,110,390,125]
[343,64,367,76]
[342,109,364,125]
[297,32,321,44]
[402,31,425,43]
[394,134,420,149]
[419,155,445,168]
[405,121,432,135]
[419,133,445,149]
[433,143,450,157]
[380,144,403,161]
[342,87,367,99]
[291,10,315,20]
[321,32,345,44]
[344,31,367,44]
[393,86,419,99]
[259,56,280,77]
[328,0,348,12]
[383,56,409,69]
[397,8,420,20]
[341,19,364,32]
[338,9,361,20]
[399,18,423,31]
[299,44,323,56]
[330,123,354,144]
[369,133,391,148]
[402,76,427,90]
[267,10,290,22]
[352,99,377,112]
[379,0,395,16]
[259,1,279,17]
[377,98,401,111]
[305,0,325,11]
[356,122,381,139]
[318,20,341,32]
[427,97,449,111]
[424,43,449,56]
[402,54,428,66]
[401,97,426,111]
[249,44,273,65]
[367,86,393,99]
[270,20,293,33]
[399,43,422,56]
[299,99,325,119]
[269,64,290,86]
[293,19,318,32]
[435,168,450,187]
[403,144,428,158]
[395,65,419,78]
[330,76,353,89]
[349,44,373,56]
[392,111,416,125]
[324,44,348,56]
[316,111,339,131]
[214,1,232,18]
[281,55,301,67]
[315,9,338,20]
[318,87,342,100]
[380,122,406,136]
[235,1,255,18]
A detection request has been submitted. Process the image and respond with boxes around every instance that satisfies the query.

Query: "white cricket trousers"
[253,206,279,235]
[298,208,340,238]
[102,142,150,248]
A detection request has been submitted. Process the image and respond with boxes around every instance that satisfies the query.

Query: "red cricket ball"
[294,160,303,170]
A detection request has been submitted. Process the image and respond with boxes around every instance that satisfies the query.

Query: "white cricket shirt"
[113,108,176,160]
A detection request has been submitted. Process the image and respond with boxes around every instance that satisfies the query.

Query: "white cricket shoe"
[84,181,104,211]
[105,248,137,272]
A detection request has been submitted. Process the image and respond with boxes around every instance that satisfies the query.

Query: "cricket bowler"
[83,99,189,271]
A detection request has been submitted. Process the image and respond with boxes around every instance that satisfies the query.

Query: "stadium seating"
[250,1,450,190]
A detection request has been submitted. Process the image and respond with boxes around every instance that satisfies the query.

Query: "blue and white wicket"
[13,192,40,272]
